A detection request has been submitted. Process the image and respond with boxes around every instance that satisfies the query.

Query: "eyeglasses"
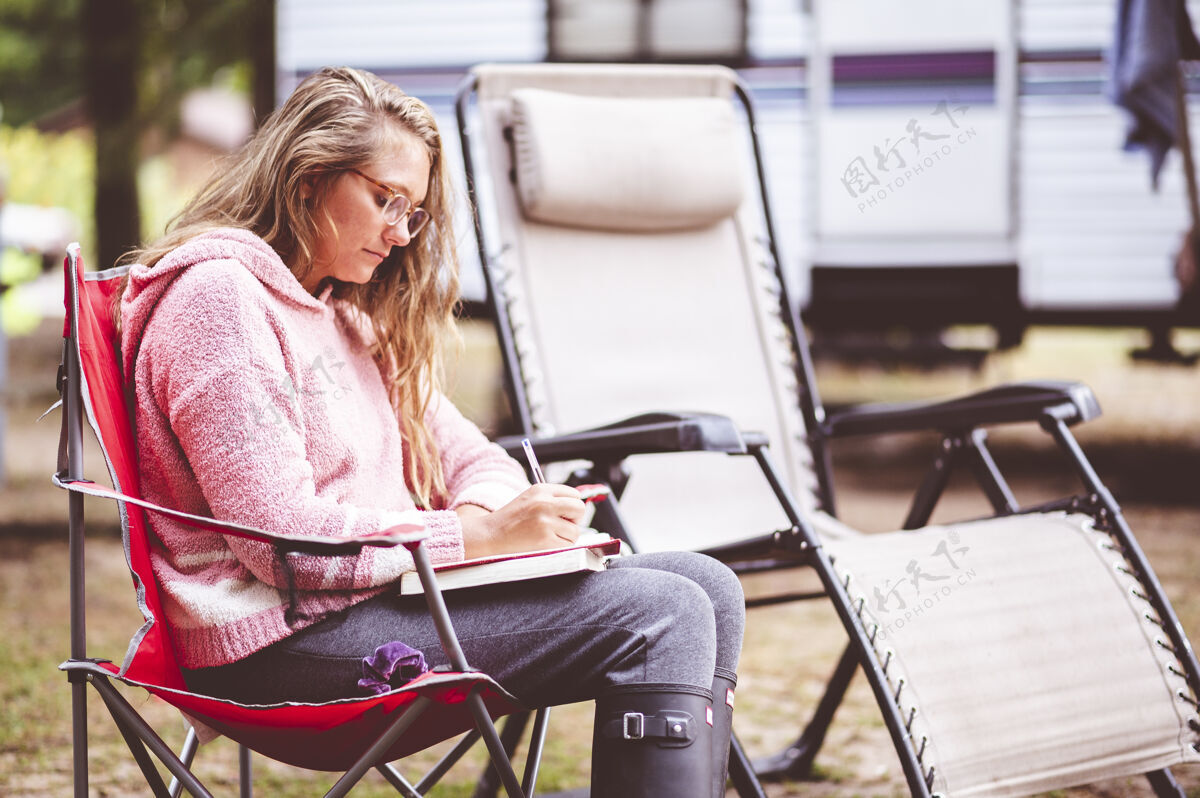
[350,169,431,236]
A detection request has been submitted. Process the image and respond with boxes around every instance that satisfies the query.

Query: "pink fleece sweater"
[121,228,529,669]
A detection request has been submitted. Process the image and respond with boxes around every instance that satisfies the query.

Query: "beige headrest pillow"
[510,88,746,231]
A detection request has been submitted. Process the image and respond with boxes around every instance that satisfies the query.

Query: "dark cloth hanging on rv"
[1109,0,1200,189]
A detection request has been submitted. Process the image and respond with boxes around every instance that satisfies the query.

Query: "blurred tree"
[139,0,275,136]
[85,0,140,270]
[0,0,275,269]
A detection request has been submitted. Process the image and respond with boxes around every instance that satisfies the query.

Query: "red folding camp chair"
[55,243,550,797]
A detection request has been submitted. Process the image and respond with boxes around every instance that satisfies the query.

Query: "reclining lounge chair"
[454,62,1200,797]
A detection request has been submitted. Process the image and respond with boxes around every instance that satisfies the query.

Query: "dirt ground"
[2,316,1199,796]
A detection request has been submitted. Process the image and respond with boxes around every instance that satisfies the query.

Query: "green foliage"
[0,124,92,334]
[0,0,269,277]
[0,0,85,126]
[138,0,263,133]
[0,0,261,129]
[0,121,195,266]
[0,124,94,250]
[138,152,194,242]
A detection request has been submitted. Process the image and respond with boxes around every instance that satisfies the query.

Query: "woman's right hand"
[458,483,587,560]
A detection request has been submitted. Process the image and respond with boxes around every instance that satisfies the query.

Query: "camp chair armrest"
[497,412,747,464]
[52,474,427,556]
[822,380,1101,438]
[259,524,428,557]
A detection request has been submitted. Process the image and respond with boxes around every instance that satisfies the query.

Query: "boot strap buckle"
[608,711,694,743]
[622,712,644,739]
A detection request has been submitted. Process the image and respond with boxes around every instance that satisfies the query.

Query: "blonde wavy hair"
[121,66,460,507]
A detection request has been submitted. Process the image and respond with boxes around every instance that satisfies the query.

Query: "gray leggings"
[184,551,745,706]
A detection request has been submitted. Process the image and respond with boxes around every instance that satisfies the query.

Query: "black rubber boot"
[590,684,713,798]
[710,671,737,797]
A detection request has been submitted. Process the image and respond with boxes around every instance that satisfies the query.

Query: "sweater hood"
[121,228,323,379]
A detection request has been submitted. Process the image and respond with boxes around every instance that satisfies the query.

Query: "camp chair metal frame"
[56,247,550,798]
[454,64,1200,797]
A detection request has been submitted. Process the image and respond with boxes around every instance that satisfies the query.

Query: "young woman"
[118,66,744,797]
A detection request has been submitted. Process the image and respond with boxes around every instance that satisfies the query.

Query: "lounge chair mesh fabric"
[826,513,1197,795]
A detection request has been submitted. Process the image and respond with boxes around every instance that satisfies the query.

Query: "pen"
[521,438,547,484]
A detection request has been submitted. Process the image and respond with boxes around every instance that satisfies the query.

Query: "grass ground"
[2,318,1199,795]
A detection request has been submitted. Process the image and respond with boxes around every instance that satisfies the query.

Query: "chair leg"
[89,676,215,798]
[71,679,89,798]
[412,728,482,794]
[239,744,253,798]
[521,707,552,797]
[727,733,767,798]
[467,692,527,798]
[753,641,858,780]
[461,709,553,798]
[100,690,173,798]
[472,711,531,798]
[377,762,423,797]
[325,696,434,798]
[1148,768,1185,798]
[168,726,200,798]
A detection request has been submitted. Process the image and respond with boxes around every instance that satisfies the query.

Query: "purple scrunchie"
[358,641,429,695]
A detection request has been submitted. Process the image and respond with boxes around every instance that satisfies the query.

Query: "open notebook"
[398,532,622,595]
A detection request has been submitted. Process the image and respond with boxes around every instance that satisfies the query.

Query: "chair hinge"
[773,526,811,553]
[63,658,112,683]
